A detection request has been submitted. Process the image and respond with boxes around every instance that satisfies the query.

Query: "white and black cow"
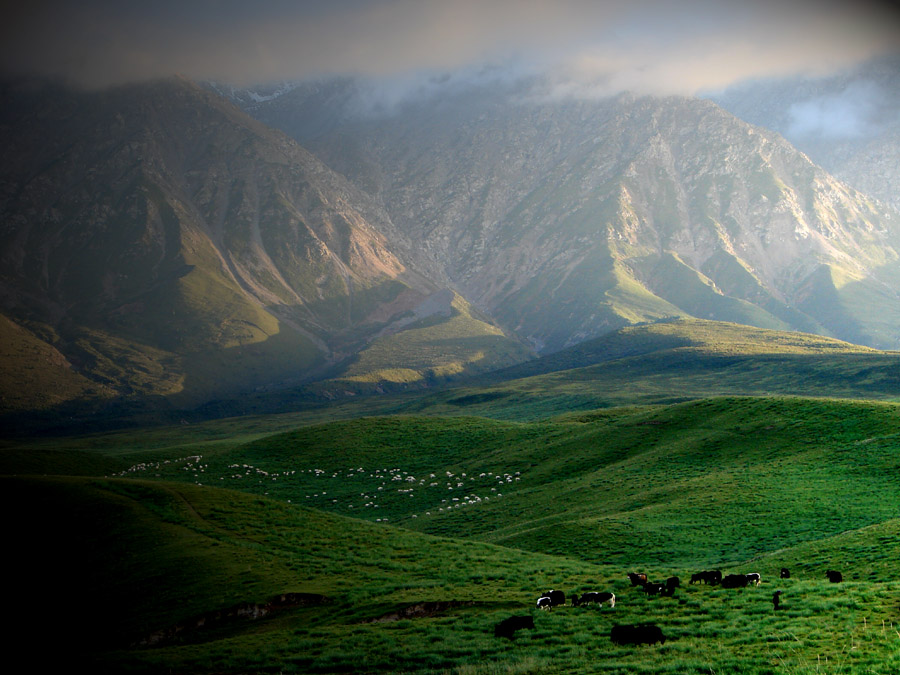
[573,591,615,608]
[642,582,667,596]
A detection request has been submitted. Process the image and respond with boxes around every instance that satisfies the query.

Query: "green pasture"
[6,474,898,674]
[89,397,900,573]
[5,320,900,673]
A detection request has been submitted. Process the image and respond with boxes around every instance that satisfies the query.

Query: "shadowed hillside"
[0,78,530,419]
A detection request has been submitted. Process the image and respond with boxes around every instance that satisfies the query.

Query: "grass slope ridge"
[488,318,881,382]
[311,291,535,397]
[391,319,899,420]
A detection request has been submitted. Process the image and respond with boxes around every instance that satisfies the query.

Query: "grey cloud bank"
[2,0,899,93]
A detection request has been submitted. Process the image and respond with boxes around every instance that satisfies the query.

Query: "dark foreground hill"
[6,395,900,673]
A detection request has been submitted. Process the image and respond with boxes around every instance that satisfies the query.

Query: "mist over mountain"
[235,75,900,353]
[710,54,900,211]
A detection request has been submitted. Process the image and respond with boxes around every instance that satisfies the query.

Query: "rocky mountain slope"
[241,78,900,352]
[0,78,529,416]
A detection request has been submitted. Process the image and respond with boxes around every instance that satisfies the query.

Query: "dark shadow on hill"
[363,600,485,624]
[135,593,331,647]
[794,264,877,348]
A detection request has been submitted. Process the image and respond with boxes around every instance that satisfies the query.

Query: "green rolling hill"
[385,319,900,420]
[6,392,900,673]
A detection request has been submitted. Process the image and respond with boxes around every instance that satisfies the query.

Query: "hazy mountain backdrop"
[711,54,900,212]
[3,69,900,420]
[239,75,900,352]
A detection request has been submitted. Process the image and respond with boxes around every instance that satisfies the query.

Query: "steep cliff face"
[247,80,900,351]
[0,78,528,413]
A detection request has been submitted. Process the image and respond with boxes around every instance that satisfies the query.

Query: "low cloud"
[787,80,895,139]
[1,0,898,92]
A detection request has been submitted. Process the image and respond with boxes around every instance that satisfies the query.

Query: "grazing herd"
[692,570,762,588]
[494,567,845,644]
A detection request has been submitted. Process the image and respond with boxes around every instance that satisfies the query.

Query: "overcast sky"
[2,0,899,93]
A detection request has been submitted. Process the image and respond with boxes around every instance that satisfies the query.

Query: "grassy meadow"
[7,471,899,674]
[4,320,900,673]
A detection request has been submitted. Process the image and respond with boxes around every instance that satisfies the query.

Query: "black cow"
[745,572,761,586]
[780,568,790,579]
[665,576,680,589]
[690,570,722,585]
[494,615,534,639]
[642,582,667,596]
[826,570,843,583]
[627,573,648,586]
[573,591,615,608]
[721,574,750,589]
[610,623,666,645]
[772,590,783,611]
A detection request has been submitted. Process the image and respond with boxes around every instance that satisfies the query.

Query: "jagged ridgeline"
[247,78,900,353]
[0,78,530,417]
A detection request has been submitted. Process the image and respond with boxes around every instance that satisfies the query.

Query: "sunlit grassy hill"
[307,291,534,397]
[110,397,900,575]
[469,318,882,384]
[392,319,900,420]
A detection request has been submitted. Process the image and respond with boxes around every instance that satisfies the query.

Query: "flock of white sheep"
[112,456,524,522]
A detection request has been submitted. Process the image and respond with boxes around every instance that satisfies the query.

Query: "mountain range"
[245,77,900,354]
[3,71,900,421]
